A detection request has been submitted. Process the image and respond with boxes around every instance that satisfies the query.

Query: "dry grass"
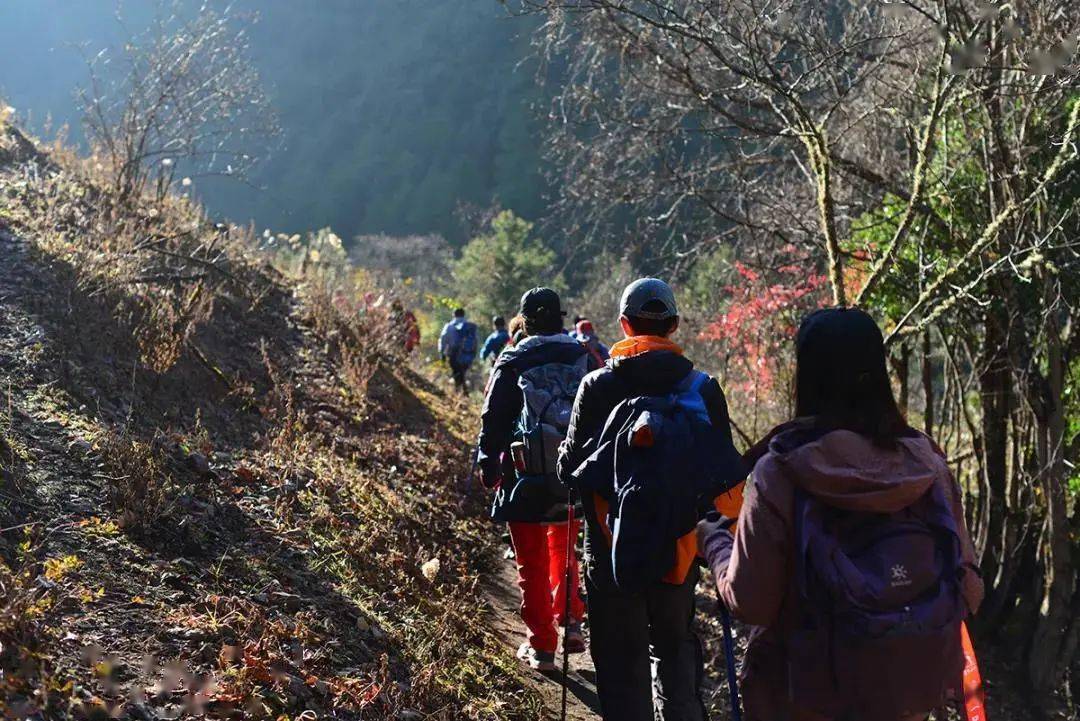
[95,430,177,535]
[1,124,263,380]
[0,533,73,719]
[248,329,544,718]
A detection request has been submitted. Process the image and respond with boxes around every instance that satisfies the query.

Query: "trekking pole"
[454,432,478,503]
[717,601,743,721]
[463,445,479,495]
[560,486,575,721]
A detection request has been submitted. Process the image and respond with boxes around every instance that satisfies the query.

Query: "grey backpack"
[515,356,589,492]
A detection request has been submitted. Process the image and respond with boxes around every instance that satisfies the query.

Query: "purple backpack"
[789,481,967,718]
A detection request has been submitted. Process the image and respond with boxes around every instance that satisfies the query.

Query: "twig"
[128,273,210,285]
[855,38,955,304]
[727,416,754,449]
[139,244,251,292]
[186,340,232,390]
[0,520,40,534]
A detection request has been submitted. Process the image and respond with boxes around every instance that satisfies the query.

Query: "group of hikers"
[457,277,984,721]
[438,304,609,396]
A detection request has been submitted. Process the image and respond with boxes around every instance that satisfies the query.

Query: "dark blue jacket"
[480,329,510,363]
[478,334,599,523]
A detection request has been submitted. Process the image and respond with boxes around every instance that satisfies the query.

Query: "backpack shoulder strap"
[676,369,708,393]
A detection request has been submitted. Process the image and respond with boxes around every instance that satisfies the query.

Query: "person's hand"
[697,513,736,558]
[480,464,501,490]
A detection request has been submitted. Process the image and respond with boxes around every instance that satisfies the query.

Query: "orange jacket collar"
[609,335,683,360]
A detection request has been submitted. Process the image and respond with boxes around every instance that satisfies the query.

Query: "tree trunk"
[892,342,910,419]
[974,310,1010,632]
[977,413,1038,632]
[1027,277,1074,697]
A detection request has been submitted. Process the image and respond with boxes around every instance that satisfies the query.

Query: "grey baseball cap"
[620,277,679,320]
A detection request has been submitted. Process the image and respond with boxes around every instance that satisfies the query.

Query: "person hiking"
[481,315,511,366]
[573,318,609,367]
[698,307,985,721]
[477,288,601,671]
[438,308,478,394]
[507,314,527,349]
[568,317,586,342]
[556,278,745,721]
[390,300,420,354]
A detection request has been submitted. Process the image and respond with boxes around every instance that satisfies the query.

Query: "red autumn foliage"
[700,259,828,403]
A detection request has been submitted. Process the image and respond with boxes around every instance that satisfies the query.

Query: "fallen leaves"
[43,554,83,583]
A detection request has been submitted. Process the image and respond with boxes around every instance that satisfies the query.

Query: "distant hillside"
[0,0,549,244]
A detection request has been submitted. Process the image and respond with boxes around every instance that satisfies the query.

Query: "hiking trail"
[483,536,601,721]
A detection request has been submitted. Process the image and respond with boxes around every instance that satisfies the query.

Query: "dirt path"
[484,546,601,721]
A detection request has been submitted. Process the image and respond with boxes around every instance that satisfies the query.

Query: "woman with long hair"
[700,307,984,721]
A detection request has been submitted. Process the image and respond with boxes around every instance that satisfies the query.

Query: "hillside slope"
[0,123,549,720]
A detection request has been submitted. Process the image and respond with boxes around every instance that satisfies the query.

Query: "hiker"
[573,318,609,367]
[481,316,511,366]
[698,307,985,721]
[557,278,745,721]
[507,314,527,349]
[477,288,601,671]
[438,308,478,394]
[568,317,586,342]
[390,300,420,354]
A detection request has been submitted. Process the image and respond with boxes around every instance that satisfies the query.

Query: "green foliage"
[452,210,557,319]
[684,245,736,314]
[849,102,996,324]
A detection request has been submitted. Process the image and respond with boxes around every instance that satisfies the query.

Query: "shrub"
[77,1,278,203]
[452,210,558,319]
[96,430,175,534]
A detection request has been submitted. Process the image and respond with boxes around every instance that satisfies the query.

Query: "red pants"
[508,521,586,654]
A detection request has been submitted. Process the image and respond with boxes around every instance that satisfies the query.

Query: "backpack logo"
[890,564,912,588]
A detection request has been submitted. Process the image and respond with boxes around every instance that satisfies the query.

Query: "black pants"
[449,360,470,394]
[584,524,709,721]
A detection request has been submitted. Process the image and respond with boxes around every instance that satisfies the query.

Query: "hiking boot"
[516,642,556,671]
[563,624,586,655]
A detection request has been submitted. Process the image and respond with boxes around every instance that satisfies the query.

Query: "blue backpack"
[602,371,732,591]
[453,320,478,365]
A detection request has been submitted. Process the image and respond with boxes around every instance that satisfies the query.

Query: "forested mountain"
[0,0,547,243]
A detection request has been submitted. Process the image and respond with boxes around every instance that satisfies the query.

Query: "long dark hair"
[794,307,908,447]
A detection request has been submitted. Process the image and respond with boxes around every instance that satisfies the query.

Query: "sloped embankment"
[0,124,545,720]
